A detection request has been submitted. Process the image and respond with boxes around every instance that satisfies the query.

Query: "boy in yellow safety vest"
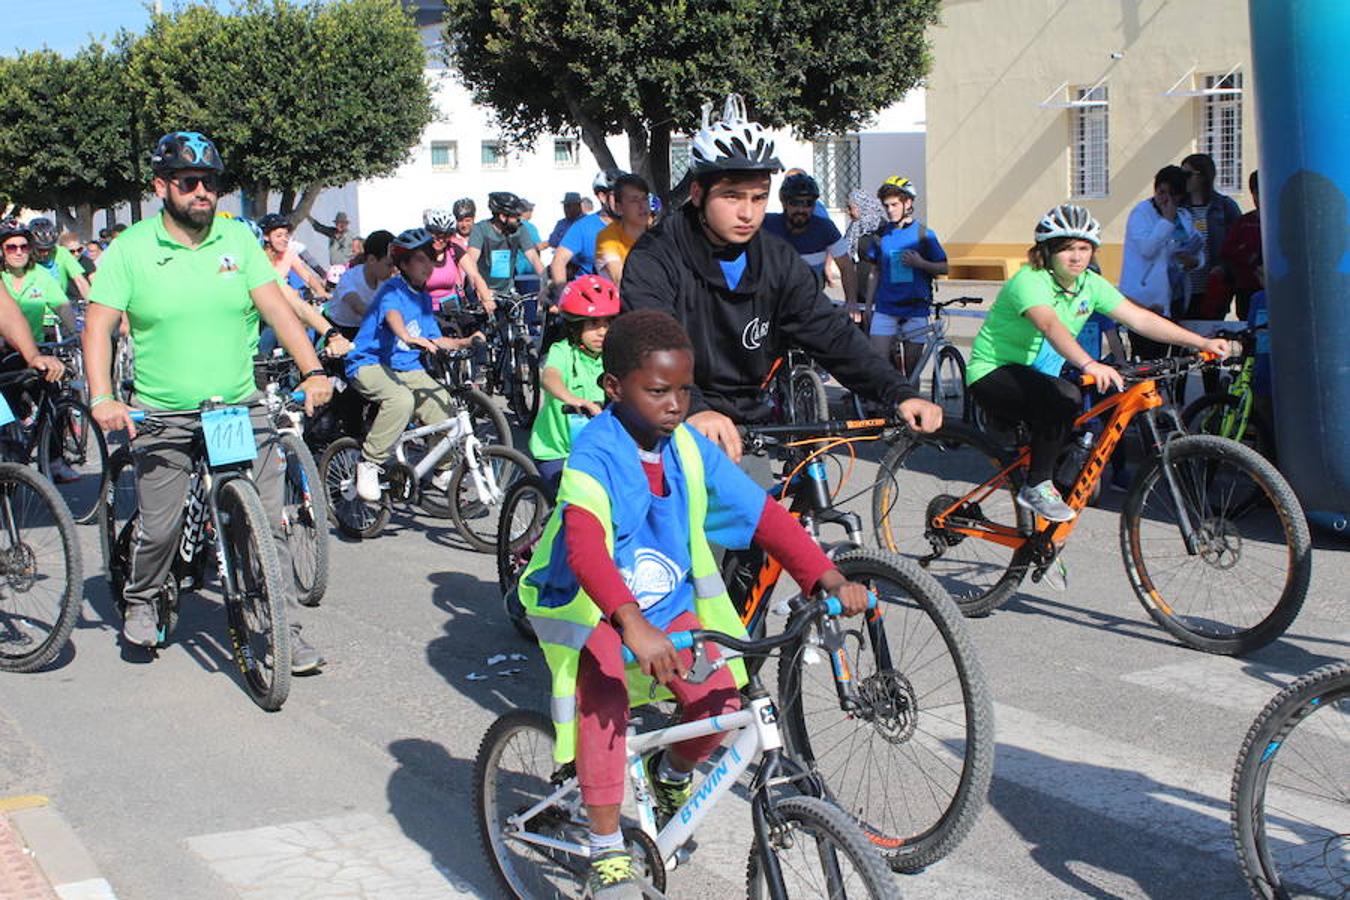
[517,308,870,898]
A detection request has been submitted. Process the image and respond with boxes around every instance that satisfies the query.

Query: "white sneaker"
[49,459,80,484]
[430,469,454,493]
[356,460,383,502]
[1016,480,1077,523]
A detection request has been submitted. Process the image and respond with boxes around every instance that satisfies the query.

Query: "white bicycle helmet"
[689,94,782,175]
[1035,203,1102,247]
[422,208,455,233]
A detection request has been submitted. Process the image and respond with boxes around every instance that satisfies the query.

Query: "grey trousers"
[125,402,303,630]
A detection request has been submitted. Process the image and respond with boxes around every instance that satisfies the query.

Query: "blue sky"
[5,1,228,56]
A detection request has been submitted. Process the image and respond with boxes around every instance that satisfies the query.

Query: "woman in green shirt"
[0,220,76,343]
[967,204,1227,522]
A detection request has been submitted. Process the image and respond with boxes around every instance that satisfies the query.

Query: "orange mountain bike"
[872,353,1311,656]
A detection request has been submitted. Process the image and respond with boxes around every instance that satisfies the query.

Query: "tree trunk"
[560,87,618,172]
[290,183,325,228]
[648,122,672,200]
[129,198,142,224]
[624,115,650,186]
[53,207,78,236]
[75,205,94,241]
[242,182,269,219]
[278,187,296,218]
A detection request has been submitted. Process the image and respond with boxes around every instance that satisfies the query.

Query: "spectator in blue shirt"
[549,169,625,284]
[865,176,948,375]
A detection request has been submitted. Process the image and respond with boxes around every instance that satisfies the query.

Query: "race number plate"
[201,406,256,467]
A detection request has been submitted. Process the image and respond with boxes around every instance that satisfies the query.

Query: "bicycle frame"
[1215,357,1256,441]
[930,375,1186,550]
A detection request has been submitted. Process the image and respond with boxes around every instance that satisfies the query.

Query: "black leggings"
[970,365,1081,485]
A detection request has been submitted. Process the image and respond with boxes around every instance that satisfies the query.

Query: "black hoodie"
[621,205,918,423]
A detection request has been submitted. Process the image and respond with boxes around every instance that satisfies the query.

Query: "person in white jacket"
[1119,165,1204,359]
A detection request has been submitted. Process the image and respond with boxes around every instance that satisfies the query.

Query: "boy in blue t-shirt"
[864,178,949,375]
[345,228,476,502]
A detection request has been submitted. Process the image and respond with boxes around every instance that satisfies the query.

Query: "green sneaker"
[644,753,693,826]
[586,848,641,899]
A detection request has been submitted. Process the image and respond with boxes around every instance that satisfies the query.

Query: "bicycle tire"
[473,710,587,899]
[508,345,541,429]
[931,345,970,423]
[37,397,109,525]
[871,423,1029,617]
[319,436,390,540]
[218,477,290,711]
[279,433,328,607]
[1121,434,1311,655]
[495,475,553,642]
[745,795,901,899]
[1230,661,1349,900]
[789,365,830,423]
[1182,392,1277,463]
[449,445,537,553]
[0,462,82,673]
[461,386,513,451]
[778,547,994,872]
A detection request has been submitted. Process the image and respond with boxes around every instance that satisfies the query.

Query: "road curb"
[0,796,117,899]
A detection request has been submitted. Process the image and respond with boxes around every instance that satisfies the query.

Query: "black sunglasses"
[167,173,221,193]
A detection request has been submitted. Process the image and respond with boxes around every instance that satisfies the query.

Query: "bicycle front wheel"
[218,478,290,711]
[778,547,994,872]
[320,437,390,540]
[1121,434,1311,655]
[1230,661,1349,899]
[0,463,82,673]
[449,445,536,553]
[746,795,901,899]
[508,345,540,429]
[279,433,328,607]
[930,345,970,423]
[790,364,830,423]
[871,423,1029,617]
[495,475,553,642]
[37,397,109,525]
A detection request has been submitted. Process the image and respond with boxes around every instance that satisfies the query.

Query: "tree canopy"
[442,0,941,195]
[0,42,142,235]
[125,0,436,220]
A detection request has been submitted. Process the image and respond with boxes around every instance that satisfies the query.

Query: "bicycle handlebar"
[619,593,877,665]
[127,391,305,424]
[933,296,983,309]
[738,416,908,454]
[1078,350,1223,388]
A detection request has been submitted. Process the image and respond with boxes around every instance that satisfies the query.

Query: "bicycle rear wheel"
[37,397,109,525]
[508,345,540,429]
[778,548,994,872]
[460,386,513,450]
[1182,392,1277,463]
[218,477,290,710]
[1121,435,1310,655]
[319,436,390,540]
[1230,661,1349,899]
[930,345,970,423]
[871,423,1029,617]
[449,445,536,553]
[745,795,900,899]
[0,463,81,673]
[279,433,328,606]
[495,475,553,642]
[476,710,665,900]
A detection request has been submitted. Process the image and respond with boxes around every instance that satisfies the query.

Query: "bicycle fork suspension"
[1142,411,1201,554]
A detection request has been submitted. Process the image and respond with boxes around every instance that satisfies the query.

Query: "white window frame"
[1070,85,1109,199]
[1199,72,1244,193]
[481,139,508,169]
[553,137,580,168]
[430,140,458,172]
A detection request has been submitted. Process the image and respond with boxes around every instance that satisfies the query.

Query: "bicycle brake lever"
[684,636,721,685]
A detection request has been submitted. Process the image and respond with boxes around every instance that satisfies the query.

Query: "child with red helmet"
[528,274,619,487]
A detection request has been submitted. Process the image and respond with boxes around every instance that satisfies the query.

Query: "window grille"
[430,141,457,172]
[1200,72,1243,193]
[669,137,692,186]
[1071,85,1109,198]
[554,138,579,168]
[481,140,507,169]
[811,135,861,210]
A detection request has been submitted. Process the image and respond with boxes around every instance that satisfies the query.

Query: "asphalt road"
[1,402,1346,900]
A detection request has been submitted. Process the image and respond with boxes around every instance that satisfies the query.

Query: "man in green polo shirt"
[82,131,334,672]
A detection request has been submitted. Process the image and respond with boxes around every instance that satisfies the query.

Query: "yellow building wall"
[927,0,1257,283]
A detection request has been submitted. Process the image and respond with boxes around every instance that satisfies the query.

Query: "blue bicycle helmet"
[150,131,225,175]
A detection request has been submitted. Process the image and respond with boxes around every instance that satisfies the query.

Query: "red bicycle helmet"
[559,275,620,319]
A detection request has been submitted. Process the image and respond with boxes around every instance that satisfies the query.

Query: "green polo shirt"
[1,267,66,341]
[89,215,272,411]
[38,245,84,294]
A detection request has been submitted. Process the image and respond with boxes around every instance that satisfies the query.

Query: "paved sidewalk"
[0,796,116,900]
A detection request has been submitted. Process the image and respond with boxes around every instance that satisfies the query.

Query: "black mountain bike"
[480,292,541,428]
[100,400,293,710]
